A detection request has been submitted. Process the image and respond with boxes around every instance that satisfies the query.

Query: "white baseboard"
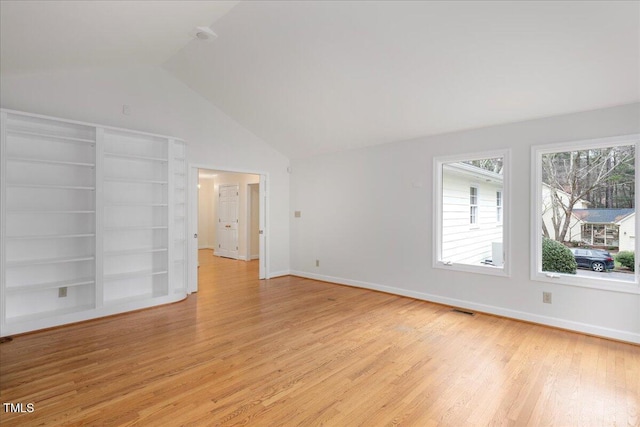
[203,250,256,260]
[269,270,290,278]
[213,250,241,260]
[289,270,640,344]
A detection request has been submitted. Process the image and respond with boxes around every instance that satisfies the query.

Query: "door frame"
[246,182,260,261]
[188,164,268,293]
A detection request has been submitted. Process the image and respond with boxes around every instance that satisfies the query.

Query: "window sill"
[435,261,509,277]
[532,272,640,294]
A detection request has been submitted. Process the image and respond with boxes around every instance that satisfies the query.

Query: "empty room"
[0,1,638,426]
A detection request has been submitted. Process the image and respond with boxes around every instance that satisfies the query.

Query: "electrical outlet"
[58,287,68,298]
[315,259,320,267]
[542,291,552,304]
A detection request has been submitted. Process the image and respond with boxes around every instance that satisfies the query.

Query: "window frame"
[531,134,640,294]
[433,149,511,277]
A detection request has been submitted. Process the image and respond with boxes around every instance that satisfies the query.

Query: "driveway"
[576,269,634,281]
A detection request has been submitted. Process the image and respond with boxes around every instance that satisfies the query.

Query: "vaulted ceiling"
[2,1,639,159]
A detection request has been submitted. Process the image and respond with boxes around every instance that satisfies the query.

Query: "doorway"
[190,167,267,293]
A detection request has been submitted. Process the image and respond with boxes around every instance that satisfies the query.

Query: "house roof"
[572,208,635,224]
[442,162,503,183]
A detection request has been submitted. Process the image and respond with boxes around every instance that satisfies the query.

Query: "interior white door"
[189,167,198,293]
[259,176,266,279]
[217,184,239,259]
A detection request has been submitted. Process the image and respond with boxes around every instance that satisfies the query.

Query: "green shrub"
[616,251,635,271]
[542,237,577,274]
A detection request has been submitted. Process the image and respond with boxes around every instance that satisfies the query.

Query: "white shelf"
[105,226,168,231]
[104,177,167,185]
[7,128,95,144]
[6,305,95,324]
[6,156,95,167]
[104,269,168,282]
[105,248,168,256]
[7,255,95,267]
[6,304,95,324]
[6,233,95,240]
[6,183,95,190]
[104,151,168,162]
[6,278,95,295]
[105,203,168,207]
[105,293,154,306]
[7,210,95,214]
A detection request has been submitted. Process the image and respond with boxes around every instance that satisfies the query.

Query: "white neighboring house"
[617,212,636,252]
[442,162,503,266]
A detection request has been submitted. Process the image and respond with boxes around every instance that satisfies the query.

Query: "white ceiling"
[0,0,237,73]
[2,1,639,159]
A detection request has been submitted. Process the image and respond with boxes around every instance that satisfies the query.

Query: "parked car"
[569,248,614,272]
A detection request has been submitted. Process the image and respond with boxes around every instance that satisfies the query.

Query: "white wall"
[0,64,290,276]
[290,103,640,343]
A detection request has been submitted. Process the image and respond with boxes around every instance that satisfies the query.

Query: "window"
[496,191,503,223]
[434,150,510,276]
[532,135,639,292]
[470,186,478,225]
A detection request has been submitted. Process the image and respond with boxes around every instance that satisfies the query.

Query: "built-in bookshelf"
[0,109,187,336]
[102,129,170,305]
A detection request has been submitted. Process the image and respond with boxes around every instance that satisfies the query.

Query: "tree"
[542,146,635,243]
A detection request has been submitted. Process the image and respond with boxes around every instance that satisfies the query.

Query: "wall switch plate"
[543,291,552,304]
[316,259,320,267]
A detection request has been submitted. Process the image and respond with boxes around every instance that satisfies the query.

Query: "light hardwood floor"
[1,250,638,426]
